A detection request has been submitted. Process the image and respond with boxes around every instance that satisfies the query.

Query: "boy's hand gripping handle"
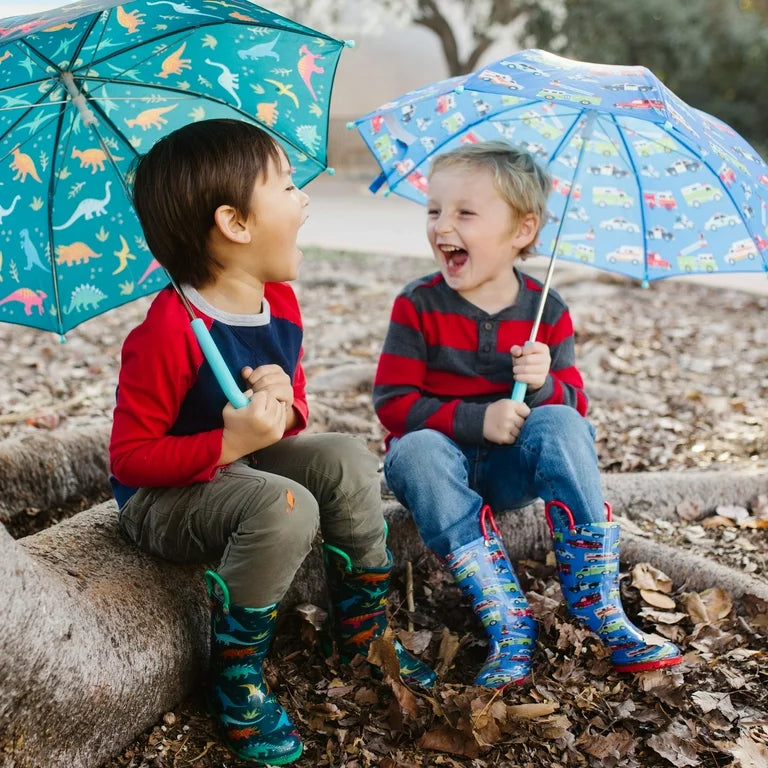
[510,341,532,403]
[191,318,249,409]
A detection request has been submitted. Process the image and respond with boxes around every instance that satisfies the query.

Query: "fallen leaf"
[640,589,677,610]
[631,563,674,593]
[417,726,480,758]
[506,702,559,719]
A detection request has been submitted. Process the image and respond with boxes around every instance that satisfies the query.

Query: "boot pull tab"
[479,504,501,543]
[544,500,577,535]
[204,569,231,614]
[322,542,353,572]
[604,502,612,521]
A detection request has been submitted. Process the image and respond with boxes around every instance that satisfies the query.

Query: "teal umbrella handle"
[191,318,249,409]
[511,380,528,402]
[510,340,534,402]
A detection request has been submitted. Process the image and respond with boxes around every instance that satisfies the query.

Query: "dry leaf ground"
[1,249,766,767]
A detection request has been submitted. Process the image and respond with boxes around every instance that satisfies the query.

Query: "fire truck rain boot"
[545,500,683,673]
[444,505,537,688]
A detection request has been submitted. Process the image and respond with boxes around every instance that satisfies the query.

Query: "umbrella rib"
[608,113,651,285]
[382,89,546,194]
[0,81,60,155]
[45,98,70,338]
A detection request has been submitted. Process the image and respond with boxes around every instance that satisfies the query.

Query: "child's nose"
[300,189,310,206]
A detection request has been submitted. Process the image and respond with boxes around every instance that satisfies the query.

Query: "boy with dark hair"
[374,141,682,690]
[111,119,434,766]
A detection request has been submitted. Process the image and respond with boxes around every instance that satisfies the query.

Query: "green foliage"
[525,0,768,157]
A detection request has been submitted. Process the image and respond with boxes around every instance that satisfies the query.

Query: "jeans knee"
[524,405,594,446]
[385,430,462,490]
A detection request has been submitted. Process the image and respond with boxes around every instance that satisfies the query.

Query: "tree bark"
[0,426,110,525]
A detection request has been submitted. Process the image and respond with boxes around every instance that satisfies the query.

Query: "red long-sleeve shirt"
[109,283,307,507]
[373,269,587,445]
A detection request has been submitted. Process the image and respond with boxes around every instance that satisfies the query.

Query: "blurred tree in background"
[271,0,768,155]
[524,0,768,155]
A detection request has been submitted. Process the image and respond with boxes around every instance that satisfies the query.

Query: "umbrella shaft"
[60,71,97,127]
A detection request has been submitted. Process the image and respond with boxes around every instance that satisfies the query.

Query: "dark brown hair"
[131,119,282,287]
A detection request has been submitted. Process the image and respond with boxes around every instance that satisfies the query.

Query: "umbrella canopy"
[0,0,345,336]
[353,49,768,286]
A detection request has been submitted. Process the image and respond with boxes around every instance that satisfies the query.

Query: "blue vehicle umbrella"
[0,0,347,406]
[352,49,768,400]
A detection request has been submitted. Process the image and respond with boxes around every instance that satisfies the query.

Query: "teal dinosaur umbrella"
[0,0,345,337]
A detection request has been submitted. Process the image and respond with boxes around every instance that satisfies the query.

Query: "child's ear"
[513,212,539,251]
[213,204,252,244]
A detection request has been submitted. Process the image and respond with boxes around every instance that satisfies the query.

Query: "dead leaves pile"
[107,550,767,768]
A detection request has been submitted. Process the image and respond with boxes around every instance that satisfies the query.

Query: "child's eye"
[427,209,439,216]
[286,184,297,191]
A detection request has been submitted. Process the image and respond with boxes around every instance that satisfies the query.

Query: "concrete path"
[301,174,768,297]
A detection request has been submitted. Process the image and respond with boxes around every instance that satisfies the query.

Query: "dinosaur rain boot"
[205,571,303,766]
[323,544,437,689]
[545,501,683,673]
[444,505,537,689]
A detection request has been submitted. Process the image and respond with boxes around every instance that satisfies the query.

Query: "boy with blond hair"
[374,141,681,689]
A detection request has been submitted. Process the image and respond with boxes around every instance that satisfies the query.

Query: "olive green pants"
[117,433,387,606]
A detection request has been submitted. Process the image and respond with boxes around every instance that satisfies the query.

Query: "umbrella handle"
[191,318,249,409]
[511,380,528,402]
[510,340,534,402]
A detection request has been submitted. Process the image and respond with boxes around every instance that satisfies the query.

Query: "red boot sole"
[613,655,683,674]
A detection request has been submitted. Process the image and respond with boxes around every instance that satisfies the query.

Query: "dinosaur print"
[112,235,136,275]
[0,195,20,225]
[298,45,324,101]
[53,181,112,230]
[115,5,145,34]
[71,148,123,174]
[158,42,191,79]
[255,101,278,127]
[0,288,46,315]
[55,242,102,266]
[20,229,47,272]
[64,284,107,314]
[264,79,298,108]
[237,35,280,61]
[205,58,241,109]
[138,258,161,285]
[42,21,77,32]
[10,146,41,183]
[146,1,219,16]
[124,105,178,130]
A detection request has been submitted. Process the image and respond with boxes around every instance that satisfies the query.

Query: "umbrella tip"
[344,39,356,48]
[641,279,649,289]
[383,189,391,197]
[59,334,67,344]
[345,121,355,130]
[454,85,465,94]
[326,167,336,175]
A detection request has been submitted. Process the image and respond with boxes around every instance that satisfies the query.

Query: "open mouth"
[440,244,469,274]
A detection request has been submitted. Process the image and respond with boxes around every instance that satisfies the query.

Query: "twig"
[405,560,415,632]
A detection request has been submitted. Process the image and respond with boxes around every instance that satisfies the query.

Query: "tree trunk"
[0,427,110,525]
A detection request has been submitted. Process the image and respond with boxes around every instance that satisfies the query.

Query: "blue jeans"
[384,405,604,557]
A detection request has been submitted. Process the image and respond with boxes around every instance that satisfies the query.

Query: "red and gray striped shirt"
[373,269,587,445]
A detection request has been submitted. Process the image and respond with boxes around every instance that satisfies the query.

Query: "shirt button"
[483,322,492,330]
[482,344,491,352]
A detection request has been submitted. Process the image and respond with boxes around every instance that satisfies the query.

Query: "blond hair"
[428,141,552,257]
